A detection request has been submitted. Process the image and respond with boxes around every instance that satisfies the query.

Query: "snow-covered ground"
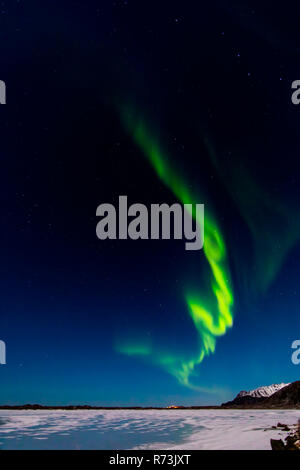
[0,409,299,450]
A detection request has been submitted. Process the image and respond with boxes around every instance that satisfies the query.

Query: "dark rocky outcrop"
[270,438,286,450]
[271,420,300,450]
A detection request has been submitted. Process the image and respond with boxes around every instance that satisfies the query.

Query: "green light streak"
[116,108,234,388]
[115,344,151,356]
[205,139,300,294]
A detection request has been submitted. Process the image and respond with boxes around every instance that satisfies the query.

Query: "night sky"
[1,1,300,406]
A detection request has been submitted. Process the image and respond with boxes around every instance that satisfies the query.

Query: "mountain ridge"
[222,381,300,408]
[237,383,290,398]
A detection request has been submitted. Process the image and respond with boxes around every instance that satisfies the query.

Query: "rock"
[271,439,285,450]
[276,423,290,431]
[271,419,300,450]
[286,439,300,451]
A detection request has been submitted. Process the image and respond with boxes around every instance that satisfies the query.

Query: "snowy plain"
[0,409,299,450]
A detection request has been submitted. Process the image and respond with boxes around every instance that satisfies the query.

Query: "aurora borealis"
[1,1,300,407]
[117,111,234,388]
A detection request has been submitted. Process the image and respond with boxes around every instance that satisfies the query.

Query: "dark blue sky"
[0,0,299,406]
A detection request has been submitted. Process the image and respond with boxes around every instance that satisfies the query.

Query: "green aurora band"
[116,109,234,389]
[204,138,300,295]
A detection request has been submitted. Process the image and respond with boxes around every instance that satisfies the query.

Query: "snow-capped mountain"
[221,381,300,408]
[237,383,290,399]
